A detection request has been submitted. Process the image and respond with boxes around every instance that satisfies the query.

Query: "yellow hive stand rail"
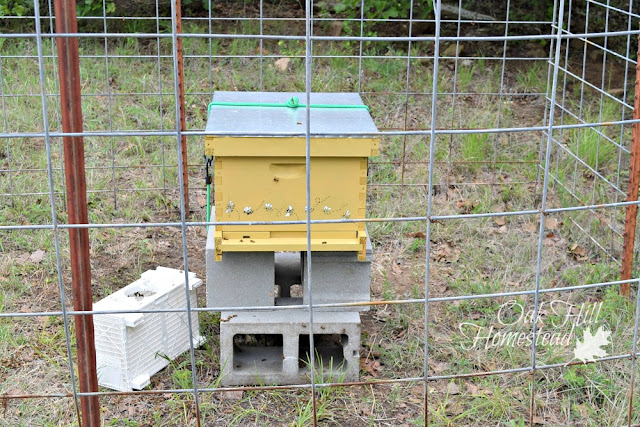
[205,92,379,261]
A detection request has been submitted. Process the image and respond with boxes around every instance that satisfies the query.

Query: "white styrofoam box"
[94,267,204,391]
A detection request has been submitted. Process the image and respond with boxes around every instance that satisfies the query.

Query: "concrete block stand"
[218,310,360,386]
[206,206,372,386]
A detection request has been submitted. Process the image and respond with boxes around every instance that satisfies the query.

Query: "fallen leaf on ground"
[357,405,371,416]
[543,231,561,246]
[219,390,244,401]
[274,57,290,71]
[493,216,507,226]
[405,231,426,239]
[432,283,448,295]
[410,385,423,396]
[329,20,343,37]
[362,358,382,377]
[432,241,459,263]
[391,263,402,276]
[442,43,464,57]
[465,382,480,395]
[16,253,30,265]
[29,249,45,264]
[196,194,207,208]
[569,243,588,261]
[446,381,460,395]
[445,401,464,415]
[455,199,476,213]
[432,361,449,373]
[575,403,589,417]
[545,217,561,229]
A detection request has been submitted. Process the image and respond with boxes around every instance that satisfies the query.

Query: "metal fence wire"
[1,0,640,425]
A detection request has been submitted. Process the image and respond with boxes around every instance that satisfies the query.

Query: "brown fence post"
[53,0,100,424]
[621,34,640,297]
[175,0,189,215]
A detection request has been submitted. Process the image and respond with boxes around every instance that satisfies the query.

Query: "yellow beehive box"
[205,92,379,261]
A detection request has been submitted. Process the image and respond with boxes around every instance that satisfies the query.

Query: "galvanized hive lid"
[205,91,378,137]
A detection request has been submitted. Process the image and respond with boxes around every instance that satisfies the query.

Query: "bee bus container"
[93,267,203,391]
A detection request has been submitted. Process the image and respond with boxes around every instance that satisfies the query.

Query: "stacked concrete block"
[301,235,372,311]
[206,252,275,308]
[206,207,276,309]
[218,310,361,385]
[207,227,372,385]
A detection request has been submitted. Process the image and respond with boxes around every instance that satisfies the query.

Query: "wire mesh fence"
[1,0,640,425]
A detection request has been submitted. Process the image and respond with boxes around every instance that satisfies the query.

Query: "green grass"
[460,132,491,164]
[571,127,616,172]
[455,59,483,93]
[515,61,548,93]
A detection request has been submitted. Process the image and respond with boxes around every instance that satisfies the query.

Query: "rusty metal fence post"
[621,33,640,297]
[53,0,100,424]
[175,0,189,215]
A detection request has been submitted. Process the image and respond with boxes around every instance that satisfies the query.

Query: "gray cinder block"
[206,207,275,309]
[218,310,361,386]
[301,232,372,311]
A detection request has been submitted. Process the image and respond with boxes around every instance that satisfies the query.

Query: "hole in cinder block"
[233,334,283,372]
[275,252,303,306]
[298,334,348,371]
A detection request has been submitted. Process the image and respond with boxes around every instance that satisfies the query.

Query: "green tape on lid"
[207,96,370,115]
